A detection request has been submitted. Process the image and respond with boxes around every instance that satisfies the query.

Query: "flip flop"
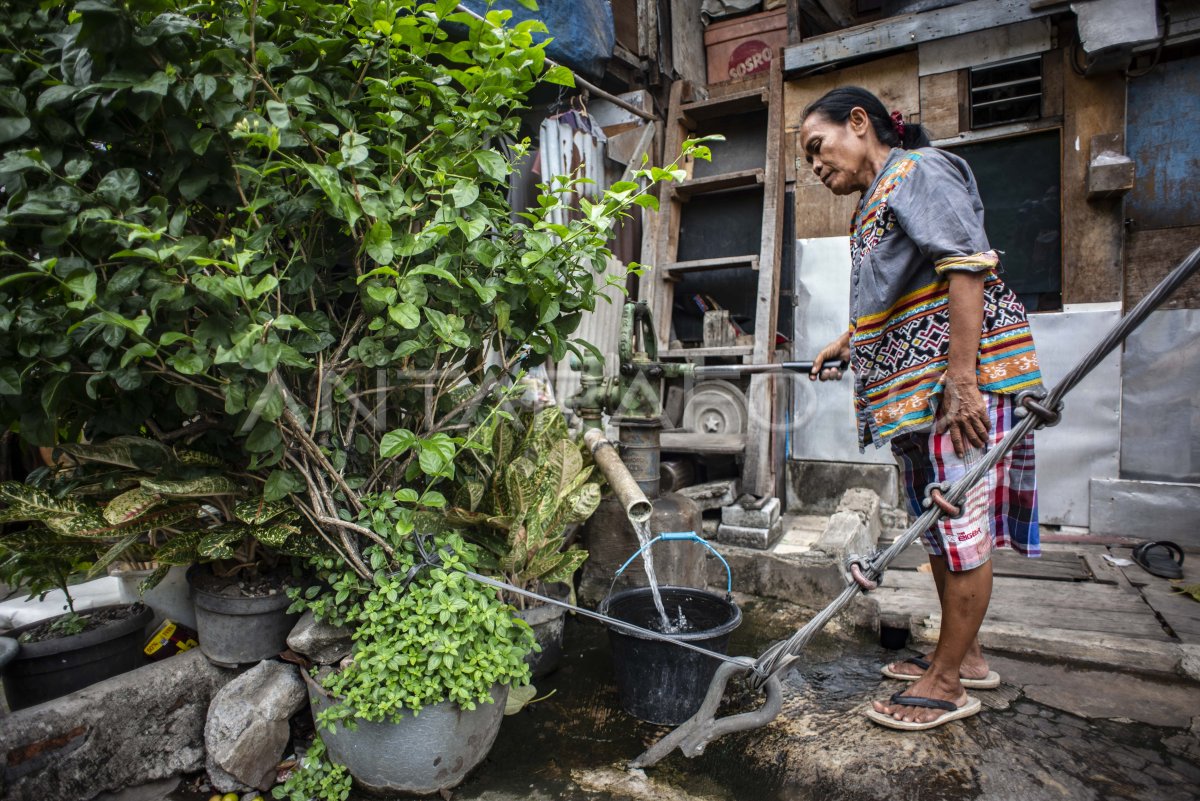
[865,691,982,731]
[880,656,1001,690]
[1131,541,1184,580]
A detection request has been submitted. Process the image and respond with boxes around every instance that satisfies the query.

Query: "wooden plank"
[1061,46,1126,305]
[663,345,754,358]
[890,602,1175,640]
[917,18,1051,76]
[650,80,689,352]
[784,50,920,133]
[745,58,787,498]
[664,255,759,277]
[675,168,764,198]
[882,569,1156,605]
[682,85,768,121]
[930,621,1184,675]
[793,180,857,239]
[919,71,961,141]
[669,0,706,86]
[1124,225,1200,311]
[782,0,1052,73]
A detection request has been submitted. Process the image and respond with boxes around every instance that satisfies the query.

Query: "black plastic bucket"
[599,586,741,725]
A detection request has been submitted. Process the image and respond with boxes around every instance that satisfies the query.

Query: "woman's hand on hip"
[809,331,851,382]
[941,371,990,458]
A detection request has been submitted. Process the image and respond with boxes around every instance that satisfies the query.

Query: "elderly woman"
[803,87,1043,730]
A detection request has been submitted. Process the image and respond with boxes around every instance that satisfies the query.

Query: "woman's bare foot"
[885,651,991,681]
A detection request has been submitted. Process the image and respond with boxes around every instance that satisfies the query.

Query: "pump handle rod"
[692,359,847,379]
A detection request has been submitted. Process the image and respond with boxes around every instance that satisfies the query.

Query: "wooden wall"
[780,22,1144,309]
[783,51,920,239]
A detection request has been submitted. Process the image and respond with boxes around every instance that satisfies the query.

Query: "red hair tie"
[890,110,906,140]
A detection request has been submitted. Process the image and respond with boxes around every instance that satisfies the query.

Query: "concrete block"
[835,488,882,546]
[717,519,784,550]
[720,497,781,528]
[677,479,740,511]
[814,511,874,561]
[0,649,237,801]
[785,460,898,514]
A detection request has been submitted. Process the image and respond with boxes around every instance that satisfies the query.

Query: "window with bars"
[969,56,1043,129]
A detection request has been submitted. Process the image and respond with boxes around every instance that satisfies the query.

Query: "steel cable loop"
[750,243,1200,685]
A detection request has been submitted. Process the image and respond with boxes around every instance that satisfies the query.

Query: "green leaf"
[542,65,575,87]
[0,367,21,395]
[365,220,394,265]
[449,180,479,208]
[380,428,418,458]
[389,302,420,330]
[473,150,508,181]
[0,117,31,145]
[264,469,304,501]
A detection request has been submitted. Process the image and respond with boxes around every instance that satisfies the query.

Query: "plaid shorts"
[890,392,1040,572]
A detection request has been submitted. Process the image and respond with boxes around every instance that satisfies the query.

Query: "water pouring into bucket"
[599,533,742,725]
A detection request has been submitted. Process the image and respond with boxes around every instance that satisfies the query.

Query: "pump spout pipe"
[583,428,653,524]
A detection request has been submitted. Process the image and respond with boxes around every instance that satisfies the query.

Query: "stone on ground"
[0,649,235,801]
[205,659,306,792]
[286,610,353,664]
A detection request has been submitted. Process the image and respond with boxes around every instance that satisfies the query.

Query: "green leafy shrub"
[0,0,711,584]
[448,405,598,606]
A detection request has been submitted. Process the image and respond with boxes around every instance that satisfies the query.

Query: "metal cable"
[752,243,1200,683]
[461,570,752,670]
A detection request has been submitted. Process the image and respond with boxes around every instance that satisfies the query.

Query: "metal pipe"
[583,429,653,524]
[691,359,847,379]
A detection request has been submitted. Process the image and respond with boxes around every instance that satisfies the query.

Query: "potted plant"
[0,478,159,710]
[0,436,317,671]
[278,497,536,798]
[448,405,599,677]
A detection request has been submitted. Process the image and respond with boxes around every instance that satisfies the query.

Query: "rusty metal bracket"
[922,481,963,519]
[629,658,784,769]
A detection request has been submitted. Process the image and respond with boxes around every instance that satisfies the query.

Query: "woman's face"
[799,108,878,196]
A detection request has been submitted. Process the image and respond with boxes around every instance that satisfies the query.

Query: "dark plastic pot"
[306,672,508,795]
[513,582,569,679]
[188,567,298,667]
[599,586,741,725]
[1,603,153,711]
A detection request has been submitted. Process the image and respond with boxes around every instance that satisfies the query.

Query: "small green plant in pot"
[448,404,599,676]
[278,495,535,799]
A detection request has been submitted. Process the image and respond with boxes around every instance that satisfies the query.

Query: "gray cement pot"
[307,672,507,795]
[513,582,569,679]
[188,567,298,667]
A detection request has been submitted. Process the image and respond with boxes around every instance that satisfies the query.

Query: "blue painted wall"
[1126,55,1200,230]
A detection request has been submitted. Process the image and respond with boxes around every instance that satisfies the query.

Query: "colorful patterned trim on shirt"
[849,152,923,265]
[934,250,999,276]
[851,277,1043,446]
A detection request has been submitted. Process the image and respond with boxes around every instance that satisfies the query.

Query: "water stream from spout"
[631,519,687,633]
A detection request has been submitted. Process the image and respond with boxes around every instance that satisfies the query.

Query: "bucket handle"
[614,532,733,595]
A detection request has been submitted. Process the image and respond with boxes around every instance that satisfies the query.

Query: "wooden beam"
[783,0,1056,73]
[745,59,787,499]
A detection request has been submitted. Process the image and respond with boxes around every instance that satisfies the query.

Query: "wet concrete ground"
[448,594,1200,801]
[161,593,1200,801]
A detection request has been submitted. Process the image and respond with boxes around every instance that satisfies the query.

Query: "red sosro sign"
[728,39,773,79]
